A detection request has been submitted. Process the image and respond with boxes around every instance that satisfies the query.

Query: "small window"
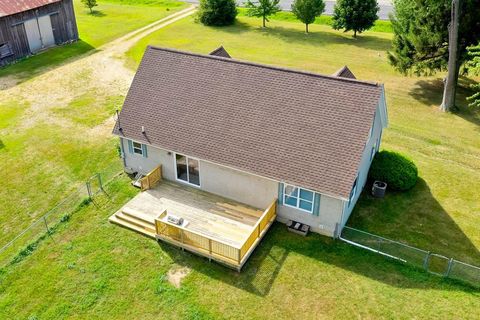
[284,184,314,213]
[133,142,143,155]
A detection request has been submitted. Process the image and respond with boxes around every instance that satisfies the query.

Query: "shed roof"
[0,0,60,17]
[114,47,384,199]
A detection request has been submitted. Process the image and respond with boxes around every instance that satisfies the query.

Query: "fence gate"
[86,173,104,199]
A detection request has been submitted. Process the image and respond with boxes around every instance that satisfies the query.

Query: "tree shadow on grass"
[0,40,96,90]
[409,77,480,127]
[89,10,106,17]
[160,180,479,296]
[349,178,480,266]
[260,26,392,52]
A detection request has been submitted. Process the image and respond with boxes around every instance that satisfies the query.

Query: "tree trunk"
[353,30,357,38]
[440,0,461,112]
[263,15,266,28]
[306,24,309,33]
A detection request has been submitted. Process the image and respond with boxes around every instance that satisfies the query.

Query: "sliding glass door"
[175,154,200,186]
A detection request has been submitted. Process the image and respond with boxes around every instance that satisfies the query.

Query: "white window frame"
[349,178,358,207]
[174,153,201,187]
[132,141,143,156]
[283,184,314,213]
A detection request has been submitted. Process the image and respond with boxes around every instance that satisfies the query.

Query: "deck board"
[117,181,264,247]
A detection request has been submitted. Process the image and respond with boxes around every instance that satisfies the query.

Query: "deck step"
[122,207,156,225]
[114,212,156,234]
[109,214,156,238]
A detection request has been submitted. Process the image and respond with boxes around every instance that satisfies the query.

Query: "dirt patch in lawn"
[167,266,191,288]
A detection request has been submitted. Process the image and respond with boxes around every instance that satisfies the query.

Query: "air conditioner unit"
[167,214,184,226]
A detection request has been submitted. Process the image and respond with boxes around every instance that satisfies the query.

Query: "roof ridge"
[146,45,381,87]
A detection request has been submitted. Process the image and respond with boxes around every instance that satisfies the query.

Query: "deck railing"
[154,198,277,270]
[140,165,162,191]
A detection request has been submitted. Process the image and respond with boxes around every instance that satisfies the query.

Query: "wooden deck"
[109,180,276,270]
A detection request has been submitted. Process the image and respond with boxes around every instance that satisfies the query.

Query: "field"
[0,7,479,320]
[0,0,186,248]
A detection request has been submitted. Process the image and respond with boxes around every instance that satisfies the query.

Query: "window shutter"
[142,144,148,158]
[127,140,133,154]
[278,183,284,205]
[313,193,321,216]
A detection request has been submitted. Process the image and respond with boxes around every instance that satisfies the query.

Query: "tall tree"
[388,0,480,112]
[81,0,98,14]
[245,0,281,28]
[197,0,237,26]
[291,0,325,33]
[440,0,460,112]
[466,44,480,108]
[332,0,379,38]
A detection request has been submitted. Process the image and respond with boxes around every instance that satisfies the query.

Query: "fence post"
[86,181,92,200]
[445,258,454,277]
[97,173,104,192]
[43,217,50,234]
[423,252,431,271]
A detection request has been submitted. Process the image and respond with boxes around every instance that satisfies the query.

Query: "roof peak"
[146,45,380,87]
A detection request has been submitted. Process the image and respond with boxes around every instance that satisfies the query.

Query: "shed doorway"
[24,15,55,53]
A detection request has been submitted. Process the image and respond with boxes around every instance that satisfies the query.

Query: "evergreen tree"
[332,0,379,38]
[466,44,480,108]
[197,0,238,26]
[245,0,281,28]
[291,0,325,33]
[388,0,480,111]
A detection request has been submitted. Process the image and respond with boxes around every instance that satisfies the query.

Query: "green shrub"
[369,150,418,191]
[197,0,237,26]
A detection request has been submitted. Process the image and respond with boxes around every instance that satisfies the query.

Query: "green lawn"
[0,10,479,320]
[127,15,480,266]
[0,0,184,247]
[0,175,478,319]
[0,0,185,80]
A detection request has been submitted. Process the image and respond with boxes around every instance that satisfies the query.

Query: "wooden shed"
[0,0,78,66]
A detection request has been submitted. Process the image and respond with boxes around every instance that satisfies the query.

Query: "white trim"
[114,135,349,201]
[173,152,201,188]
[283,184,314,214]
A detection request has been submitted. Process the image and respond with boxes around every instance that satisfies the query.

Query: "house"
[0,0,78,66]
[111,46,387,266]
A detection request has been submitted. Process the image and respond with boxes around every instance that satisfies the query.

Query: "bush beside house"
[369,150,418,191]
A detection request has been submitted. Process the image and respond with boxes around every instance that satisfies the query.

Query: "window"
[175,154,200,186]
[283,184,314,213]
[133,142,143,155]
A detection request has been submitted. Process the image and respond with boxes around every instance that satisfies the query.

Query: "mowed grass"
[0,176,478,320]
[0,0,184,245]
[0,0,185,80]
[127,16,480,265]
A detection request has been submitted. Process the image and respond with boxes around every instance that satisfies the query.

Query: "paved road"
[185,0,393,20]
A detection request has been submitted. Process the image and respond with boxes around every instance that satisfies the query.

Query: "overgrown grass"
[126,15,480,265]
[0,175,478,319]
[0,0,185,79]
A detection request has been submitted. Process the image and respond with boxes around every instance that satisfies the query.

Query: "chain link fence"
[0,163,123,267]
[340,226,480,288]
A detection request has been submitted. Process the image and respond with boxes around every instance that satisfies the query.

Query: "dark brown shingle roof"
[209,46,231,58]
[114,47,383,199]
[333,65,356,79]
[0,0,60,17]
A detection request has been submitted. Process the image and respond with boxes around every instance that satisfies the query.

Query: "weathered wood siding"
[0,0,78,66]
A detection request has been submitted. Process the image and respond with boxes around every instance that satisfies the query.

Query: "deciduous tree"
[197,0,237,26]
[291,0,325,33]
[332,0,379,38]
[81,0,98,14]
[245,0,281,28]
